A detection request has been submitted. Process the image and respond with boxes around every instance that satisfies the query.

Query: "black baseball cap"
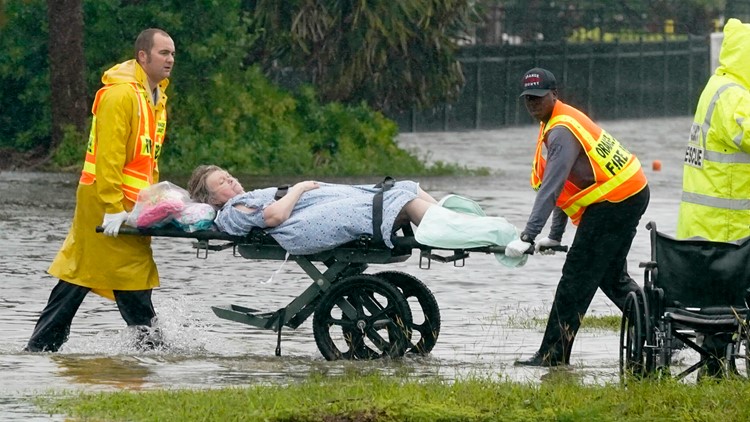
[520,67,557,97]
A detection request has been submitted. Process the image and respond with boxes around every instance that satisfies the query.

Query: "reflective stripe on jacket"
[80,81,167,202]
[677,18,750,242]
[531,100,647,225]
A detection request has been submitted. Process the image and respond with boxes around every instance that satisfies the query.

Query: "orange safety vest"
[530,101,647,225]
[80,82,167,202]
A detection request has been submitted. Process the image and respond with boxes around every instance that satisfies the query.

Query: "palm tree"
[244,0,479,113]
[47,0,87,155]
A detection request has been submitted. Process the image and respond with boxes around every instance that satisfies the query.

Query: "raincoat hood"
[716,18,750,88]
[101,59,170,92]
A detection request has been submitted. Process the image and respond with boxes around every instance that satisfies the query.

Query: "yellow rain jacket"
[677,18,750,242]
[48,60,170,298]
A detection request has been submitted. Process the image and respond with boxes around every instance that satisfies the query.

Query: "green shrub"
[0,0,49,151]
[51,124,87,170]
[2,0,472,176]
[160,68,431,176]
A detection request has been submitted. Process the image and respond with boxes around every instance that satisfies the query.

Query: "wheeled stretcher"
[105,224,521,361]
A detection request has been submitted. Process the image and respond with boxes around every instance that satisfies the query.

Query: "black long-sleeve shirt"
[522,126,595,241]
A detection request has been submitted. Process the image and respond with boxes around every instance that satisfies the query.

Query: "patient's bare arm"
[262,181,319,227]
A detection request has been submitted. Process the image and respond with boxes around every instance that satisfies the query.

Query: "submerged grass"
[501,307,622,332]
[580,314,622,331]
[39,372,750,421]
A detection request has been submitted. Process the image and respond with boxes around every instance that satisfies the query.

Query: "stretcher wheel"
[373,271,440,355]
[312,274,413,361]
[619,289,648,379]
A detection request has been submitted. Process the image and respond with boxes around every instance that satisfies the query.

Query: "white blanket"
[415,194,527,268]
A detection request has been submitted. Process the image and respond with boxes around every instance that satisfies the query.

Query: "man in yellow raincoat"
[676,18,750,377]
[25,28,176,352]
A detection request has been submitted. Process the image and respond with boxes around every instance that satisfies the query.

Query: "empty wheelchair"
[620,221,750,380]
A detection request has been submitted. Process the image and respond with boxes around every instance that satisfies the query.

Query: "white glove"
[102,211,129,237]
[535,237,561,255]
[505,238,533,258]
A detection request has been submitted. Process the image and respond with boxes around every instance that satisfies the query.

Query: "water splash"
[57,296,228,356]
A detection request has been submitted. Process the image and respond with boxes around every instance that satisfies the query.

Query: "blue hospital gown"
[214,181,420,254]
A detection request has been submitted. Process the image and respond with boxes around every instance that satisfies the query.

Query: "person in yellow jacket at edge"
[24,28,176,352]
[508,67,650,367]
[676,18,750,377]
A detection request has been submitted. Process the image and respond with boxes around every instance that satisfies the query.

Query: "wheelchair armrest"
[639,260,656,269]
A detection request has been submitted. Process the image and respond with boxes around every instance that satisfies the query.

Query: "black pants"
[25,279,156,352]
[538,185,650,363]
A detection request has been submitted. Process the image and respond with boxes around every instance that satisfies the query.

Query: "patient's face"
[206,170,244,206]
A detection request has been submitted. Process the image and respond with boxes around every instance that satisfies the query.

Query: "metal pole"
[614,38,621,117]
[505,45,512,126]
[475,50,482,129]
[663,34,669,116]
[587,43,594,116]
[687,35,695,115]
[562,39,569,97]
[410,106,416,133]
[639,36,645,118]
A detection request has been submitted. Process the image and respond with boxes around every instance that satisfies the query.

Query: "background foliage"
[0,0,49,154]
[1,0,474,175]
[2,0,744,173]
[245,0,479,113]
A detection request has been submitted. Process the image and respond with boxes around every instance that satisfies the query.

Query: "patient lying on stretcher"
[187,165,527,266]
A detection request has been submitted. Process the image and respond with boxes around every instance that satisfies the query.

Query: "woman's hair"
[187,164,223,205]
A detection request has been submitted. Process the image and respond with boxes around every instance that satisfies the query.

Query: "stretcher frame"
[107,225,518,360]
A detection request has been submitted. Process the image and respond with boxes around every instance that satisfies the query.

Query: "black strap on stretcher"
[372,176,395,244]
[273,178,394,245]
[274,185,289,200]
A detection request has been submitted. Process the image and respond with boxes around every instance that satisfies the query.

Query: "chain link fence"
[390,35,710,132]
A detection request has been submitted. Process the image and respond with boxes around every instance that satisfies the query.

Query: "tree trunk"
[46,0,87,153]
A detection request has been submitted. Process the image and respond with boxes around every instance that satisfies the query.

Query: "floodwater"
[0,116,690,420]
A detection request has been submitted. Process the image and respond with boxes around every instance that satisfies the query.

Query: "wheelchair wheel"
[743,338,750,378]
[373,271,440,355]
[312,274,413,361]
[620,290,647,378]
[734,324,750,378]
[637,286,655,373]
